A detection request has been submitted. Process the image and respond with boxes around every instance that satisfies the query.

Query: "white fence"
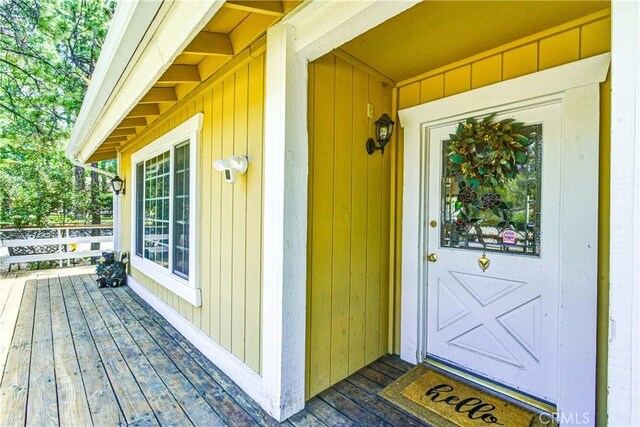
[0,225,113,269]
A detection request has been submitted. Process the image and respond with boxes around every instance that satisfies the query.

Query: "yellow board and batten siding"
[119,54,265,373]
[306,52,393,398]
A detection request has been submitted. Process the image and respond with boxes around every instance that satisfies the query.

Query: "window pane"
[143,151,170,268]
[173,142,190,278]
[135,163,144,257]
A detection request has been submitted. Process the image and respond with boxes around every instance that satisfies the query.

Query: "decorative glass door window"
[440,124,542,256]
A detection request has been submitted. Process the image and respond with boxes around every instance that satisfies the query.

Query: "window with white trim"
[135,144,190,274]
[131,113,202,306]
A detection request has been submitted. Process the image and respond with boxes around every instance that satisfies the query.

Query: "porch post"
[608,2,640,426]
[260,1,419,421]
[261,23,308,421]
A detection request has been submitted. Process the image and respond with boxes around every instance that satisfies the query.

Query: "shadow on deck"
[0,267,424,426]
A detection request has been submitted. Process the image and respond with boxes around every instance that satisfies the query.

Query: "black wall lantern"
[366,113,395,155]
[110,175,125,196]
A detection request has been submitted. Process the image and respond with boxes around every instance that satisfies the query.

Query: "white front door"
[425,103,561,405]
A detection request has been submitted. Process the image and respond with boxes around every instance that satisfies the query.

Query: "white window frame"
[130,113,202,306]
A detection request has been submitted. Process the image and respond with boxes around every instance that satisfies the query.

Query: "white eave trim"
[67,0,226,163]
[66,0,162,161]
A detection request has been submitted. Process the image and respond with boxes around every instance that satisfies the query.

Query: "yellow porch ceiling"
[341,0,610,82]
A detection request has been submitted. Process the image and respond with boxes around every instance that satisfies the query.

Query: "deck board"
[58,274,125,426]
[288,409,327,427]
[49,275,93,426]
[306,397,359,427]
[79,276,197,426]
[0,277,36,426]
[0,272,27,382]
[0,267,423,426]
[69,273,158,425]
[118,285,279,427]
[26,278,59,426]
[318,387,391,427]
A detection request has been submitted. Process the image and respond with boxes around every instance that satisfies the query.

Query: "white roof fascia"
[283,0,419,62]
[69,0,226,163]
[67,0,163,161]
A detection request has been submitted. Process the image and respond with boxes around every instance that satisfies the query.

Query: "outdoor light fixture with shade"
[110,175,125,196]
[366,113,395,155]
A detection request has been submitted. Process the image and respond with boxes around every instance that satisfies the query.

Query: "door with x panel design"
[425,103,561,405]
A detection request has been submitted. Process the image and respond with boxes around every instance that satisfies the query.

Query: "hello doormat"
[379,364,555,426]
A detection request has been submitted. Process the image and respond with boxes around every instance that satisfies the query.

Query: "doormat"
[379,364,556,427]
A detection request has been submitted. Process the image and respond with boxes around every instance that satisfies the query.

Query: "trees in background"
[0,0,116,228]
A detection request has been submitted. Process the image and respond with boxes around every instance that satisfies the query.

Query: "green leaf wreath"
[447,113,533,188]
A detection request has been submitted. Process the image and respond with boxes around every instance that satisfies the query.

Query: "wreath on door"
[447,113,534,233]
[447,113,532,188]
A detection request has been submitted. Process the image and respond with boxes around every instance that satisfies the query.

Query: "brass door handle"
[427,253,438,262]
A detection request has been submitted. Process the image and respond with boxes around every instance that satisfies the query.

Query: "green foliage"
[1,0,115,140]
[0,0,116,228]
[447,113,532,186]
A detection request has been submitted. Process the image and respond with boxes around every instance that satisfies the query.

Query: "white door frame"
[399,54,610,424]
[607,2,640,426]
[260,0,419,420]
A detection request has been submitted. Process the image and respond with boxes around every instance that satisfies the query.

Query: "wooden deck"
[293,356,429,427]
[0,267,426,426]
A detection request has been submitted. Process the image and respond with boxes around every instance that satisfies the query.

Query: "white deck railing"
[0,225,113,267]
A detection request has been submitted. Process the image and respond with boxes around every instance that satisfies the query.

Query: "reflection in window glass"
[143,151,170,268]
[135,162,144,257]
[173,142,190,278]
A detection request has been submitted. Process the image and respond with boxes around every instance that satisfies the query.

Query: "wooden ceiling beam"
[158,65,201,83]
[127,104,160,118]
[111,128,137,137]
[87,151,117,162]
[118,117,147,128]
[104,135,128,143]
[184,31,234,56]
[230,13,279,53]
[224,0,284,16]
[140,88,178,104]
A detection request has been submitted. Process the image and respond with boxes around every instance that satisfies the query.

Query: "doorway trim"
[399,53,610,423]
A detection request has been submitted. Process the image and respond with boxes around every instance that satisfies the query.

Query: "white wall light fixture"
[213,156,249,184]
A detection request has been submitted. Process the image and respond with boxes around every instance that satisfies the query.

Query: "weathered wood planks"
[115,285,272,426]
[299,355,424,427]
[0,269,421,427]
[0,272,27,383]
[49,275,93,426]
[0,278,36,426]
[69,274,157,425]
[58,275,125,426]
[78,275,196,426]
[26,278,58,426]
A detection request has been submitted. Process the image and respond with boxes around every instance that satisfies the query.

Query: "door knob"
[427,253,438,262]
